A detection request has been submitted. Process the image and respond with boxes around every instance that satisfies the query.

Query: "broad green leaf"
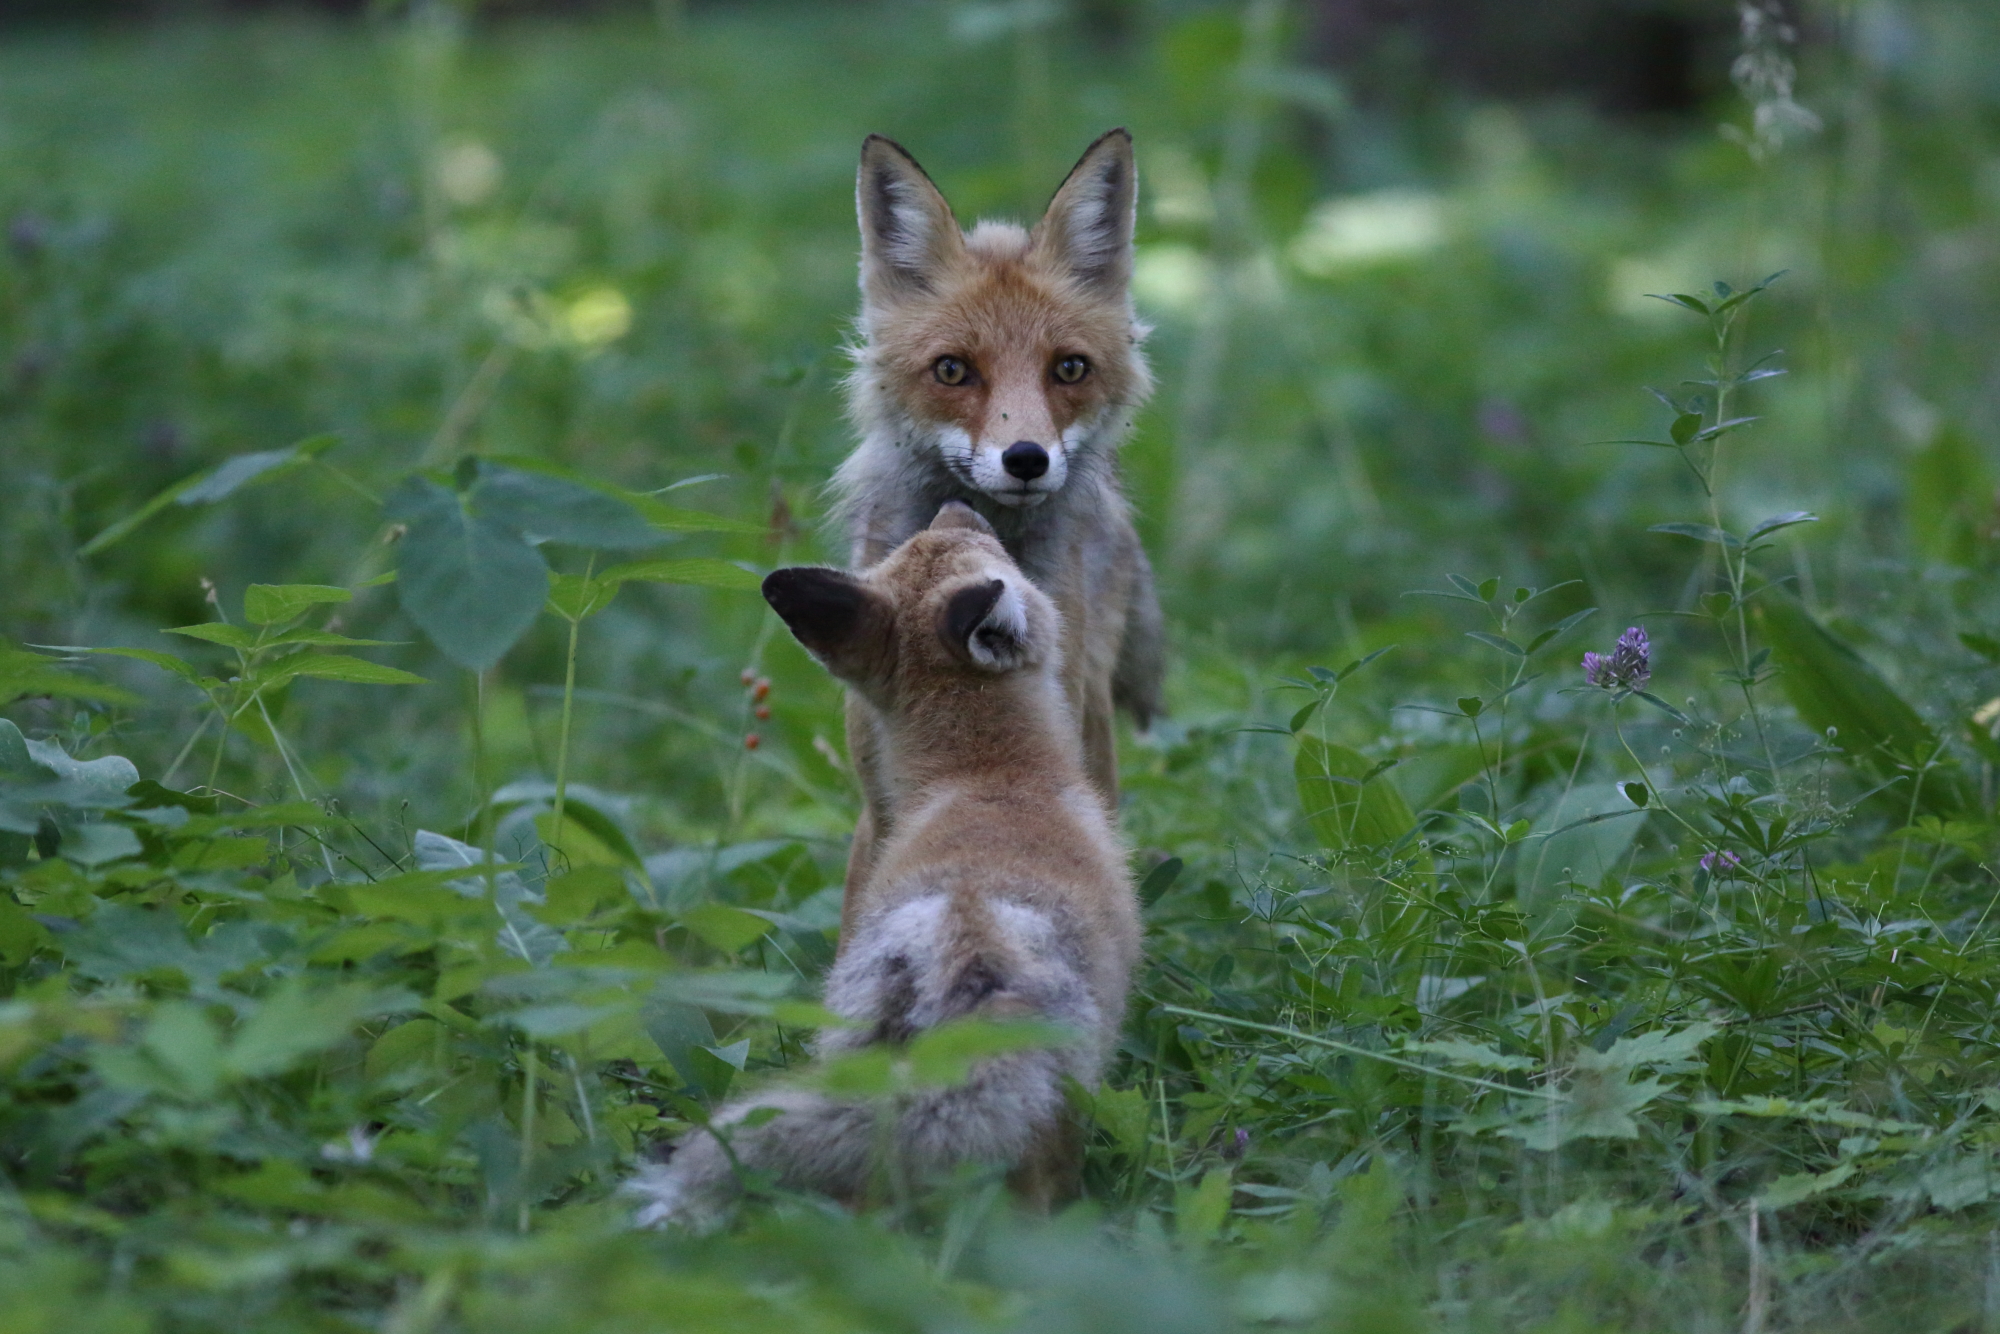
[1907,427,1993,566]
[1960,632,2000,663]
[470,459,662,550]
[1518,782,1646,916]
[1295,737,1417,851]
[243,583,351,626]
[1758,591,1973,815]
[387,475,548,672]
[227,979,409,1080]
[678,902,775,953]
[80,434,338,556]
[1760,1163,1856,1209]
[599,558,763,592]
[1176,1166,1234,1245]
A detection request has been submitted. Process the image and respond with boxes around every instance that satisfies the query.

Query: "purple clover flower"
[1583,626,1651,692]
[1699,850,1741,874]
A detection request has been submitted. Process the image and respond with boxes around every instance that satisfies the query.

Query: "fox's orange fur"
[832,130,1164,942]
[626,504,1138,1227]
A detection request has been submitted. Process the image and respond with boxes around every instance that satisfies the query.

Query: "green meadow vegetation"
[5,1,2000,1328]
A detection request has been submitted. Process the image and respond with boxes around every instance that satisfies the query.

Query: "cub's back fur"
[627,504,1139,1228]
[831,128,1165,937]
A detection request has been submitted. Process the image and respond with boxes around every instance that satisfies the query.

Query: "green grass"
[5,3,2000,1330]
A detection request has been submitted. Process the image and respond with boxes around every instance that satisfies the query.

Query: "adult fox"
[629,503,1139,1226]
[831,129,1165,933]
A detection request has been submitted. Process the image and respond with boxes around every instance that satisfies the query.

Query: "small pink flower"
[1699,850,1741,874]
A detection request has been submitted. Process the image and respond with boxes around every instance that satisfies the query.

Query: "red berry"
[754,704,770,720]
[744,733,760,750]
[752,677,771,702]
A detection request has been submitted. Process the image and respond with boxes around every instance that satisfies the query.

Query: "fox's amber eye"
[933,356,969,386]
[1054,355,1089,384]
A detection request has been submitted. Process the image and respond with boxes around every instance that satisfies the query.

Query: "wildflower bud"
[1583,627,1651,692]
[744,733,760,750]
[752,678,771,702]
[754,704,770,720]
[740,668,756,686]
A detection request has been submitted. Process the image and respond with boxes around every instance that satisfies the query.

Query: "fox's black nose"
[1001,440,1049,481]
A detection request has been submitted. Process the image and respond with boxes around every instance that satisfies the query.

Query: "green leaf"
[1406,1038,1535,1071]
[1961,632,2000,664]
[905,1016,1070,1088]
[227,979,409,1080]
[1526,607,1598,654]
[1747,510,1818,542]
[163,623,259,650]
[1138,856,1184,907]
[1287,697,1324,733]
[80,434,338,556]
[1176,1166,1234,1245]
[1519,782,1646,916]
[1456,696,1483,718]
[243,583,351,626]
[1758,591,1972,816]
[1649,292,1711,315]
[1908,427,1994,566]
[386,475,548,672]
[470,458,662,549]
[0,645,145,706]
[277,656,428,687]
[545,574,618,621]
[598,558,763,592]
[1648,522,1738,548]
[1669,412,1702,445]
[678,903,774,953]
[1295,737,1417,851]
[1466,631,1525,658]
[626,494,764,535]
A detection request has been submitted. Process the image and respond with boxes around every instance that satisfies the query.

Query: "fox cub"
[628,502,1139,1227]
[832,129,1164,929]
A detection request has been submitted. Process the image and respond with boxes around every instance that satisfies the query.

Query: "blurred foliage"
[5,0,2000,1329]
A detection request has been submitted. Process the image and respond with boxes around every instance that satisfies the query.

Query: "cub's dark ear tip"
[761,567,816,613]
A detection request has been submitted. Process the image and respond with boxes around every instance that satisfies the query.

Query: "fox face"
[849,130,1153,510]
[762,502,1059,704]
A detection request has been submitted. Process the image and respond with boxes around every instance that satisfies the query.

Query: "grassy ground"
[4,2,2000,1330]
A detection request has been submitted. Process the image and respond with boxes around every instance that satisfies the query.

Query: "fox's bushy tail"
[627,892,1099,1229]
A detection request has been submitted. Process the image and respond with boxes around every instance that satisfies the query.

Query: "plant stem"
[548,553,594,861]
[517,1040,537,1233]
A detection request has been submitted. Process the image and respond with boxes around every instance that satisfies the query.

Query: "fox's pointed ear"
[857,135,964,305]
[763,567,893,682]
[940,577,1031,672]
[1031,128,1136,295]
